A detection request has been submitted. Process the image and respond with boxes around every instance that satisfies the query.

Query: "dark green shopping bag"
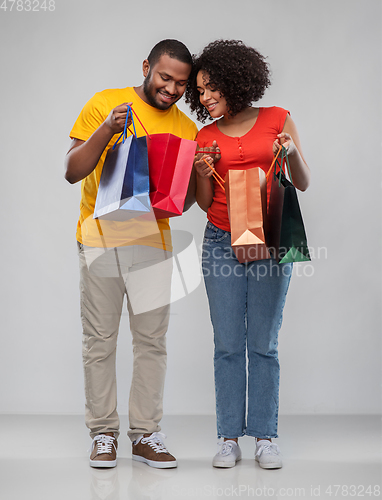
[267,146,311,264]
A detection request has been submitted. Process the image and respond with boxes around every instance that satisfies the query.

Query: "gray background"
[0,0,380,418]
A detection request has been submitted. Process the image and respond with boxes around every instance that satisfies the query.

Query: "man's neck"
[133,84,148,105]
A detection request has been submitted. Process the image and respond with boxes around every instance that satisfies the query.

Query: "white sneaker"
[212,440,242,468]
[255,440,283,469]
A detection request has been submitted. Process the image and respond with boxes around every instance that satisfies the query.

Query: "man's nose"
[165,81,176,95]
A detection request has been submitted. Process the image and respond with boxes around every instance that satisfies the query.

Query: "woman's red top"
[196,106,289,231]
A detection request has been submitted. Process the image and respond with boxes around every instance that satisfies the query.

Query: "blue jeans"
[202,221,292,439]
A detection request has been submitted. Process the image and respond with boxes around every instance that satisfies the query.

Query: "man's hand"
[104,102,133,135]
[65,102,135,184]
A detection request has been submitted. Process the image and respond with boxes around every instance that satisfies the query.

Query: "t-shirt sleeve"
[188,121,198,141]
[69,92,108,141]
[176,109,199,141]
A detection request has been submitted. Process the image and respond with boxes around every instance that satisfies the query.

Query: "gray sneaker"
[212,440,242,468]
[255,440,282,469]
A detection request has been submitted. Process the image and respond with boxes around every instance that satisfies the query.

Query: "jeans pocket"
[203,222,229,243]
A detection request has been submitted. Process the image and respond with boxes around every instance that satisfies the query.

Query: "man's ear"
[142,59,150,78]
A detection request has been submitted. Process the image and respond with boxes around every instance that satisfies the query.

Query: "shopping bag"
[93,106,151,221]
[226,167,271,263]
[267,147,311,263]
[147,134,197,219]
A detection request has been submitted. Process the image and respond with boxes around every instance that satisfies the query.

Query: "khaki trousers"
[78,242,172,442]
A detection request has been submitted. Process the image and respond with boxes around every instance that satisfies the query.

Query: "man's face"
[142,54,191,110]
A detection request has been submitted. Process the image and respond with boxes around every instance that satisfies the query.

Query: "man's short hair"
[147,39,192,68]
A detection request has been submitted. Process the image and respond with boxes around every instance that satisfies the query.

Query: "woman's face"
[196,71,228,118]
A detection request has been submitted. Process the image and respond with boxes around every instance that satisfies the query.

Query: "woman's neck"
[217,107,260,137]
[222,106,256,123]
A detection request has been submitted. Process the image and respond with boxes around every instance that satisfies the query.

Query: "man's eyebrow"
[159,71,187,82]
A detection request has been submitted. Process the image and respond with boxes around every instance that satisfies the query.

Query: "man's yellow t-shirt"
[70,87,198,250]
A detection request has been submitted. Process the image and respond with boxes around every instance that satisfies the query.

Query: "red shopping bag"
[147,134,197,219]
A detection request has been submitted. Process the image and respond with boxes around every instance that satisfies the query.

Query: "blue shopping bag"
[93,106,151,221]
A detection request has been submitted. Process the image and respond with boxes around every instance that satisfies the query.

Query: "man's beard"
[143,71,178,110]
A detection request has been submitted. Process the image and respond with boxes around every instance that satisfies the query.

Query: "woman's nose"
[201,89,211,104]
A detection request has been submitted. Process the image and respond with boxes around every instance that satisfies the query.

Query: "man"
[65,40,198,469]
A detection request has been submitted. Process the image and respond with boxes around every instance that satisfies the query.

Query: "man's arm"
[64,103,132,184]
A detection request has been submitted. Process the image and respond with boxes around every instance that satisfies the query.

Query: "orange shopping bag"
[225,167,271,264]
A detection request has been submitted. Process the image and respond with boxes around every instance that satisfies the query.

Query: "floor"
[1,414,380,500]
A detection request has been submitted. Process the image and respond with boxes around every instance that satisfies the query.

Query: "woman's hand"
[272,115,310,191]
[194,140,221,177]
[273,132,297,157]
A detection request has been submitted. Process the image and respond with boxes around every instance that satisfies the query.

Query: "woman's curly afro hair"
[185,39,271,123]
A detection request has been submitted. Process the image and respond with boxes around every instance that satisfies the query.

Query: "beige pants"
[78,242,172,441]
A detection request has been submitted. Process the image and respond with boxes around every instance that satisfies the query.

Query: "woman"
[185,40,310,469]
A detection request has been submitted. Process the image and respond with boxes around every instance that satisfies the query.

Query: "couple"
[65,39,310,470]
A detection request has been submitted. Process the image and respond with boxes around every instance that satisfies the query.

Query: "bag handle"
[266,145,293,185]
[112,105,151,150]
[202,158,226,191]
[130,107,151,139]
[266,145,283,181]
[274,146,293,185]
[113,105,135,150]
[274,148,284,187]
[202,143,292,193]
[284,149,293,183]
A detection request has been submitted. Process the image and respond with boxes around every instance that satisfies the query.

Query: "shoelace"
[91,434,116,455]
[255,441,280,458]
[140,432,169,454]
[219,441,235,456]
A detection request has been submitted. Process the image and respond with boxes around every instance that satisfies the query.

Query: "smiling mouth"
[159,91,176,101]
[207,103,218,111]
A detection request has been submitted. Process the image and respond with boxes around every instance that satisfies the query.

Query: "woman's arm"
[273,114,311,191]
[196,169,214,213]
